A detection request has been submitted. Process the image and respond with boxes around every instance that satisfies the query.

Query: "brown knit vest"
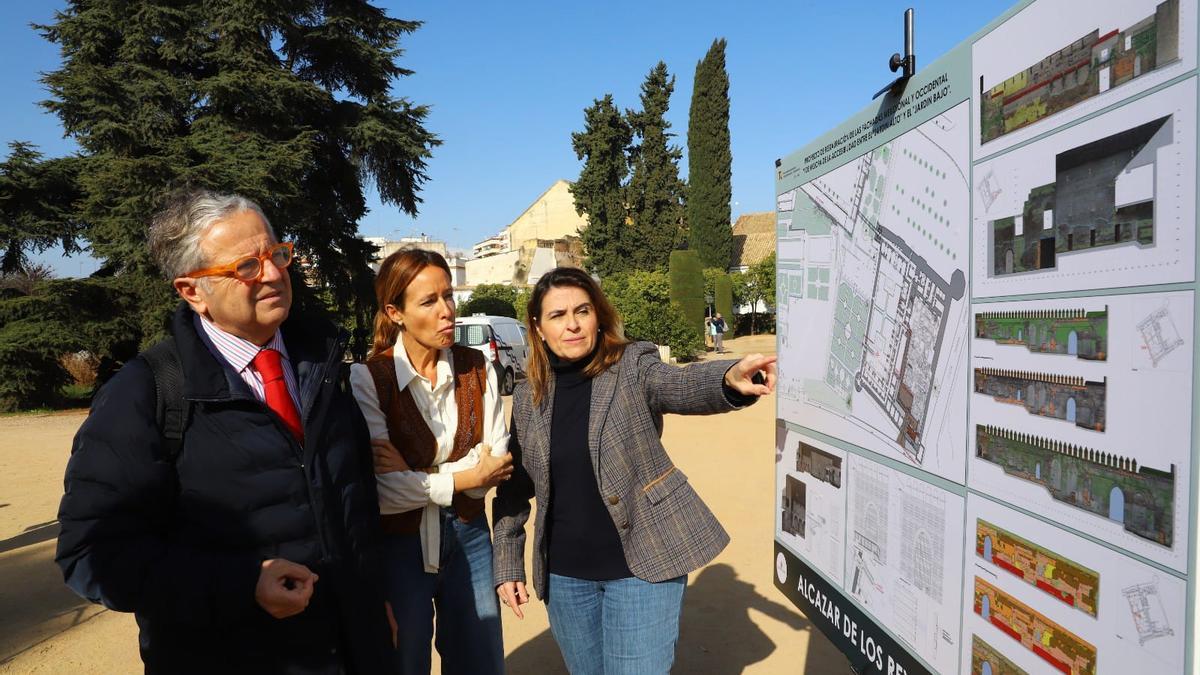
[366,344,487,535]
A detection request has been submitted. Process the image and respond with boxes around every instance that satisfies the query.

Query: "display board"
[773,1,1197,673]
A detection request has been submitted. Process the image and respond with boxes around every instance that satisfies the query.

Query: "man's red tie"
[252,348,304,444]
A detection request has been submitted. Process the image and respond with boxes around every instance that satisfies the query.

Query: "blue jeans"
[546,573,687,675]
[381,510,503,675]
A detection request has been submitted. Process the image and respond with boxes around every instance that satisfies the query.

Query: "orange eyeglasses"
[185,242,295,282]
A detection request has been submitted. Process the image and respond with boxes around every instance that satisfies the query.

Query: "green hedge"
[668,250,705,338]
[714,273,733,333]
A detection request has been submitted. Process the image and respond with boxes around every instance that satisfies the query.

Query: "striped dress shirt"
[193,313,302,410]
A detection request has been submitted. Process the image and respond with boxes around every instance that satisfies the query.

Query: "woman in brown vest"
[350,249,514,675]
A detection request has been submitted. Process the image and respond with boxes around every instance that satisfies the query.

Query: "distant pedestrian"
[713,312,727,353]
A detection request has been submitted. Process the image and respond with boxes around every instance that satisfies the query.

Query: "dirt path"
[0,335,847,673]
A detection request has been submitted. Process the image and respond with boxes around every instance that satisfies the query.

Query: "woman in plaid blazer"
[492,267,776,674]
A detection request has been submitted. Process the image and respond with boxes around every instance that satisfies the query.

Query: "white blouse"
[350,345,509,573]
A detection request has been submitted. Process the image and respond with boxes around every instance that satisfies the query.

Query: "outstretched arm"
[635,342,775,415]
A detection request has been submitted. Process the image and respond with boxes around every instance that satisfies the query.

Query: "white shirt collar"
[194,312,290,375]
[392,342,454,393]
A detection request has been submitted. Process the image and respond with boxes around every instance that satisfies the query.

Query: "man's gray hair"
[148,189,275,280]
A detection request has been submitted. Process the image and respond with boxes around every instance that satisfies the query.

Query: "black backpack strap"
[140,337,190,462]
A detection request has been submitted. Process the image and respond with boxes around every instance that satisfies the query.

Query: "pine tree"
[31,0,439,342]
[0,143,82,273]
[686,38,733,270]
[626,62,685,272]
[570,95,632,277]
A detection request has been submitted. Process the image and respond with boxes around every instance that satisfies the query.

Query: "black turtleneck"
[545,347,632,581]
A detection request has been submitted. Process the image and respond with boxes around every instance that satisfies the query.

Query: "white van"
[453,314,530,395]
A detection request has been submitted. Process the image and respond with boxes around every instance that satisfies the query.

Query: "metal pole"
[904,8,915,76]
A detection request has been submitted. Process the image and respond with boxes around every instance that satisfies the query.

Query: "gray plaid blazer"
[492,341,750,599]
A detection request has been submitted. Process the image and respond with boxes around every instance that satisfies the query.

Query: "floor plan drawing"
[778,101,970,484]
[1122,579,1175,645]
[1136,301,1186,367]
[978,169,1003,213]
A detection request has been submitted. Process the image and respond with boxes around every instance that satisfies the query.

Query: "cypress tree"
[686,38,733,270]
[30,0,439,343]
[627,62,686,272]
[570,95,632,277]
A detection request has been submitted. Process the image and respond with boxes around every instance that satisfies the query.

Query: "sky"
[1,0,1015,276]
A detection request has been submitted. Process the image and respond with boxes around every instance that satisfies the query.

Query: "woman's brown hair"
[369,249,453,357]
[525,267,628,405]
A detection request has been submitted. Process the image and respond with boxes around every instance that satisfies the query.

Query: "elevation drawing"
[980,0,1179,143]
[975,308,1108,360]
[974,368,1107,430]
[976,519,1100,616]
[976,425,1175,546]
[974,577,1097,674]
[990,116,1170,277]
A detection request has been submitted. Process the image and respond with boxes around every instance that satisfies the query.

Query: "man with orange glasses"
[56,189,392,674]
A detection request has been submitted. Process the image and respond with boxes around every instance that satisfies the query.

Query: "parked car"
[454,314,529,395]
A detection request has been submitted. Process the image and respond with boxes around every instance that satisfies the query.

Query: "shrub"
[0,277,139,410]
[460,296,516,318]
[0,320,74,411]
[460,284,520,318]
[61,350,99,387]
[603,270,703,361]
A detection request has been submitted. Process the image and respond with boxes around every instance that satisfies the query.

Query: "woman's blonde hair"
[525,267,628,405]
[369,249,452,357]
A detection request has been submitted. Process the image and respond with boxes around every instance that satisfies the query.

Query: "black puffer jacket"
[56,303,391,674]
